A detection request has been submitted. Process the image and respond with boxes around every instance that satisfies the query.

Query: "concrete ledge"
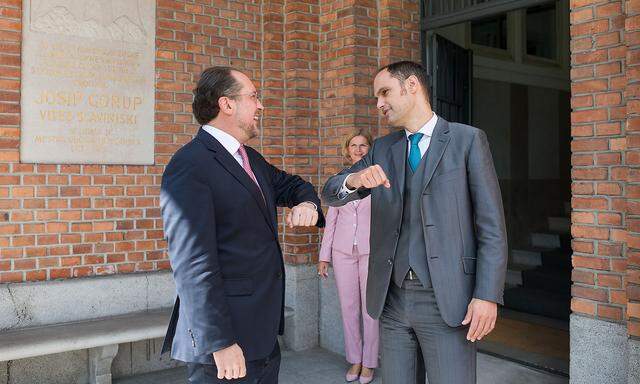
[318,266,345,356]
[629,339,640,384]
[283,264,318,351]
[0,308,171,362]
[0,272,175,330]
[570,314,628,384]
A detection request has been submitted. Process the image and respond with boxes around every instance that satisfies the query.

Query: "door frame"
[422,0,555,30]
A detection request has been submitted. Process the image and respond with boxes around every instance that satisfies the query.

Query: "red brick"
[597,273,622,288]
[572,269,595,284]
[571,298,596,316]
[572,225,609,240]
[573,255,610,270]
[572,182,595,195]
[597,304,623,321]
[595,122,621,136]
[572,109,608,123]
[595,153,620,165]
[572,168,608,180]
[598,212,622,225]
[629,302,640,320]
[595,92,622,106]
[572,285,608,302]
[50,268,71,280]
[596,182,622,195]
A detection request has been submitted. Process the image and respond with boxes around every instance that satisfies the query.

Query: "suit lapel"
[388,131,407,204]
[197,129,275,234]
[421,118,451,192]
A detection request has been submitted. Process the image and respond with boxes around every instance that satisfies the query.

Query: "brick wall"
[0,0,421,282]
[570,0,628,323]
[0,0,265,282]
[569,0,640,337]
[624,0,640,337]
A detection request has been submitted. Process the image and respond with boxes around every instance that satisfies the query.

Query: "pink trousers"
[332,246,379,368]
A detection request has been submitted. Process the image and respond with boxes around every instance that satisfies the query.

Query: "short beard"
[239,120,258,140]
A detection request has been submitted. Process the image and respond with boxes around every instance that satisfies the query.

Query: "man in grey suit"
[322,61,508,384]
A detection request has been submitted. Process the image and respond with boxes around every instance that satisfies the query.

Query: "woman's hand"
[317,261,330,279]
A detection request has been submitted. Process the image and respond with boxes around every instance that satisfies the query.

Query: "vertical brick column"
[260,0,285,165]
[319,1,380,186]
[0,0,22,281]
[378,0,421,65]
[281,1,321,264]
[570,0,628,324]
[624,0,640,337]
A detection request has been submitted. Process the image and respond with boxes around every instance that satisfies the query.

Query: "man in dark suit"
[322,61,508,384]
[160,66,324,383]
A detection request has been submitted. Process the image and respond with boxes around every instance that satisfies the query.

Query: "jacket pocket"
[462,257,477,274]
[223,278,254,296]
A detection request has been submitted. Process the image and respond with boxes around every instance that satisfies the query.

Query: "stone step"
[547,216,570,234]
[531,232,561,249]
[511,249,544,267]
[530,232,571,250]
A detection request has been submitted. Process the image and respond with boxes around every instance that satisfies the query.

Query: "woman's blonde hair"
[342,129,374,163]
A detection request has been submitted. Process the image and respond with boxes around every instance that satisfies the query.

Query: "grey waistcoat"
[393,152,432,288]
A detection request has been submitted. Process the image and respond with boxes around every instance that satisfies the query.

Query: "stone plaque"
[20,0,156,164]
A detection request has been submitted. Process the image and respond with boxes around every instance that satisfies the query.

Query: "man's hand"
[461,299,497,342]
[286,202,319,228]
[212,343,246,380]
[317,261,330,279]
[346,165,391,190]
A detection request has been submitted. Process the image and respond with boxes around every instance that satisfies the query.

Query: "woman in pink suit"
[318,130,379,384]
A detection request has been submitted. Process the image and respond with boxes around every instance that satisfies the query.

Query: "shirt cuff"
[338,174,358,197]
[302,201,318,211]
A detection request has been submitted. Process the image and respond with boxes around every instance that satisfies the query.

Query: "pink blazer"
[319,195,371,262]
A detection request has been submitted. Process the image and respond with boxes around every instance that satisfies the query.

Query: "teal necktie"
[408,133,424,172]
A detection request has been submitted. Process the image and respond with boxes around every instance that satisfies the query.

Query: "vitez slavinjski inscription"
[20,0,156,164]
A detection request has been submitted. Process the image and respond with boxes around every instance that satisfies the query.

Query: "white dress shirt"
[404,112,438,160]
[340,113,439,194]
[202,124,244,166]
[201,125,318,211]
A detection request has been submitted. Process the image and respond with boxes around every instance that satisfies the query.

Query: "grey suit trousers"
[380,279,476,384]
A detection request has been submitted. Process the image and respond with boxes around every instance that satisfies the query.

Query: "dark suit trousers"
[186,342,280,384]
[380,279,476,384]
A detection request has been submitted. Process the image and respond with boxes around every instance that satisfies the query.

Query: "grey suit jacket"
[321,117,508,327]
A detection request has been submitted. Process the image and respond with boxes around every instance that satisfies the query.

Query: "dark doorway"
[423,0,571,376]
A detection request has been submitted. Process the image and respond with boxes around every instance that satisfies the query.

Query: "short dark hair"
[377,61,430,100]
[192,66,243,125]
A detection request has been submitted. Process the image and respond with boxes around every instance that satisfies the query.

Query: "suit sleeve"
[160,157,237,356]
[466,130,508,304]
[321,143,375,207]
[318,206,339,262]
[265,161,326,228]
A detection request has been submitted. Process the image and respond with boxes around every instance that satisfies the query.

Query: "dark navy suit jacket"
[160,128,324,364]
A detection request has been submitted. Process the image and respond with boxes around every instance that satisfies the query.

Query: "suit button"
[276,271,283,278]
[387,259,392,265]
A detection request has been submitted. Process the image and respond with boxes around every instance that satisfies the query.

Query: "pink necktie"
[237,144,264,196]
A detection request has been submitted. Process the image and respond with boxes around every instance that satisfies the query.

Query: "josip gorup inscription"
[20,0,156,164]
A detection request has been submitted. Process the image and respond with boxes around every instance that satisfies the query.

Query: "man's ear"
[407,75,420,95]
[218,96,234,116]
